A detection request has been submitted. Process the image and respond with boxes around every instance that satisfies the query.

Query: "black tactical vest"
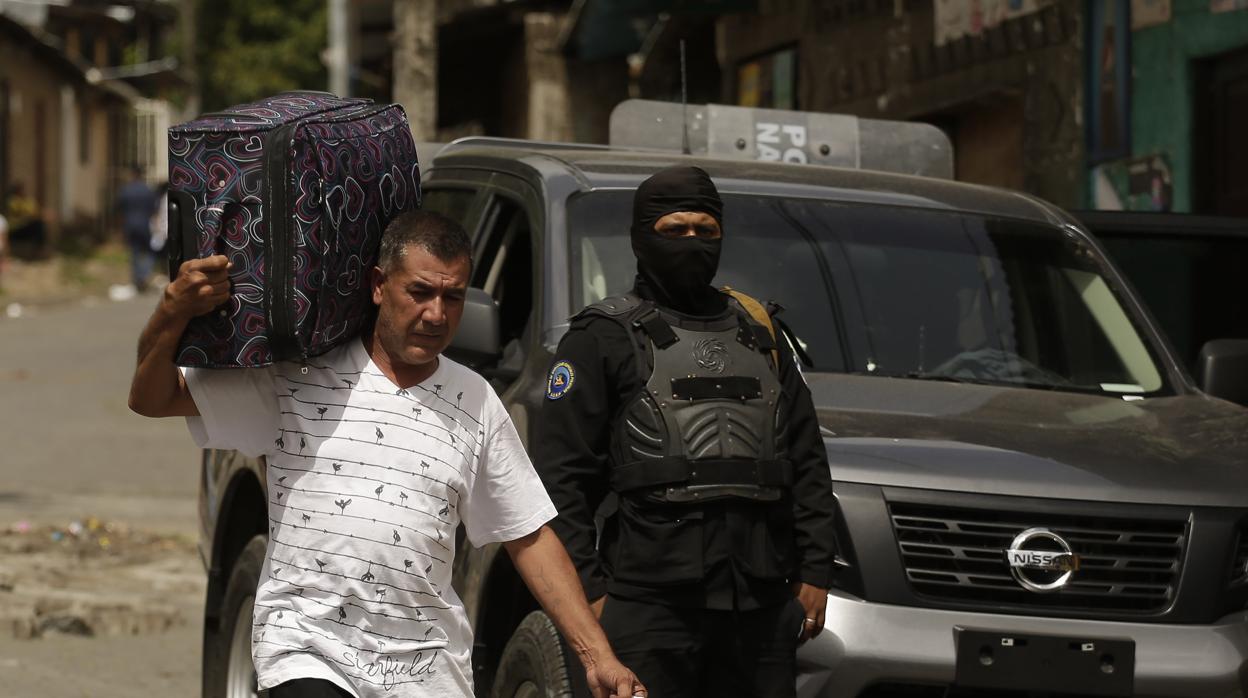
[579,293,793,504]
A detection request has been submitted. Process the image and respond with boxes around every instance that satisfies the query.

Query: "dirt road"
[0,291,205,696]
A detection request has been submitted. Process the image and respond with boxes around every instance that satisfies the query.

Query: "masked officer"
[534,165,838,697]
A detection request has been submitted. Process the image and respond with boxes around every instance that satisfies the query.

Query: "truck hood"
[806,374,1248,507]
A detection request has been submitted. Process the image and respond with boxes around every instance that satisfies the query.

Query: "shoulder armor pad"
[573,293,645,321]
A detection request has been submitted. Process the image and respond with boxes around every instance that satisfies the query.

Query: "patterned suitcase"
[166,91,421,367]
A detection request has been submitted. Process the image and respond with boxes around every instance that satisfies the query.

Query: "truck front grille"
[889,503,1187,613]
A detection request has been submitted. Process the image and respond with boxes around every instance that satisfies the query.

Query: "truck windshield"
[568,191,1167,396]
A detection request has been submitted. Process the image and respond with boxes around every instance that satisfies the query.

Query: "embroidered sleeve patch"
[546,361,575,400]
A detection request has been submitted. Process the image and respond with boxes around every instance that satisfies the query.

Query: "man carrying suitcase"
[129,210,644,698]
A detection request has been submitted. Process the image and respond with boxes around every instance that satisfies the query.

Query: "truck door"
[469,175,546,446]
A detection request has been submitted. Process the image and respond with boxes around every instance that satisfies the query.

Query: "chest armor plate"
[612,310,788,503]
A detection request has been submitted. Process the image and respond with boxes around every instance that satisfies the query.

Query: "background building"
[0,0,181,254]
[369,0,1248,214]
[1092,0,1248,215]
[714,0,1082,207]
[5,0,1245,256]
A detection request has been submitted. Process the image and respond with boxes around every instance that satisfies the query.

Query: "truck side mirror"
[1198,339,1248,407]
[447,287,501,367]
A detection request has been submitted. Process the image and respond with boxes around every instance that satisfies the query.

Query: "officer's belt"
[611,457,794,492]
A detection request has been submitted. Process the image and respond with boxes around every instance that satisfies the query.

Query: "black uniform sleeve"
[777,341,840,589]
[532,318,619,601]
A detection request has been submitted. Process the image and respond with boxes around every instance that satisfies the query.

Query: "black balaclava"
[630,165,726,315]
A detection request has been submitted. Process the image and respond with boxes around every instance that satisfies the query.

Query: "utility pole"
[392,0,437,141]
[327,0,352,96]
[180,0,199,118]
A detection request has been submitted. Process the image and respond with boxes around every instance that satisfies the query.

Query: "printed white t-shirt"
[183,338,556,697]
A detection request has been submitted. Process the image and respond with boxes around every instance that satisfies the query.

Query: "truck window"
[421,187,477,228]
[474,196,534,376]
[567,192,1169,396]
[1098,233,1248,373]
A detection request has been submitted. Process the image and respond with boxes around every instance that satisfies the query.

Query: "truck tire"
[490,610,574,698]
[203,534,267,698]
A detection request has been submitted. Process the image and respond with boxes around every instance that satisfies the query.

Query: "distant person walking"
[0,209,9,289]
[149,181,170,281]
[116,166,158,291]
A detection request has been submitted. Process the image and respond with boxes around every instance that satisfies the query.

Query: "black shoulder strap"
[635,309,679,349]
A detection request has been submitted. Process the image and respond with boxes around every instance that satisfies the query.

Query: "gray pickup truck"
[198,106,1248,698]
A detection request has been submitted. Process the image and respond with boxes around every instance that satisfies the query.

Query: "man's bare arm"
[128,255,231,418]
[503,525,644,698]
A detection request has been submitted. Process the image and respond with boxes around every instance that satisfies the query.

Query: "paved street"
[0,292,204,697]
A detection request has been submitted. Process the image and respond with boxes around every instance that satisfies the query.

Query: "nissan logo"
[1005,528,1081,593]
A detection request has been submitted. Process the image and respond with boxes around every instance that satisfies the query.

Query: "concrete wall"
[1,38,64,229]
[67,92,114,222]
[1126,0,1248,212]
[393,0,437,141]
[428,8,627,144]
[521,12,628,144]
[1,34,130,247]
[523,12,572,142]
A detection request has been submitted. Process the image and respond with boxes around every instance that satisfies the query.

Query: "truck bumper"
[797,589,1248,698]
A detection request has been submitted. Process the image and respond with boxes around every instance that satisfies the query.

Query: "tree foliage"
[196,0,328,110]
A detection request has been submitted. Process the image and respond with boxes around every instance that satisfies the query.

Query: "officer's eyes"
[657,224,720,238]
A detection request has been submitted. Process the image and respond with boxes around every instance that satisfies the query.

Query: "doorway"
[0,81,8,199]
[1194,47,1248,215]
[923,94,1026,192]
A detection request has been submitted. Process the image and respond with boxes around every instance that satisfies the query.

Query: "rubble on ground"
[0,518,203,640]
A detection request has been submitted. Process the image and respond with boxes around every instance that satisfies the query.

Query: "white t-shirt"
[184,338,556,697]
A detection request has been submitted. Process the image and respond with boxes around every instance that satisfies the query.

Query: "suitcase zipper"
[264,121,301,361]
[264,101,389,361]
[194,110,248,120]
[306,103,391,125]
[190,98,371,128]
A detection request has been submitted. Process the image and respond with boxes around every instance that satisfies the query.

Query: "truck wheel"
[203,535,267,698]
[490,610,573,698]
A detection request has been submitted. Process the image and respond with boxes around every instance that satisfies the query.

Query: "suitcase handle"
[166,190,197,278]
[166,194,238,278]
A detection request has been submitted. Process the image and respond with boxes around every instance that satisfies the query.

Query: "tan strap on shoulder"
[721,286,779,367]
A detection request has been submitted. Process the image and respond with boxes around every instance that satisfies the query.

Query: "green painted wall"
[1124,1,1248,212]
